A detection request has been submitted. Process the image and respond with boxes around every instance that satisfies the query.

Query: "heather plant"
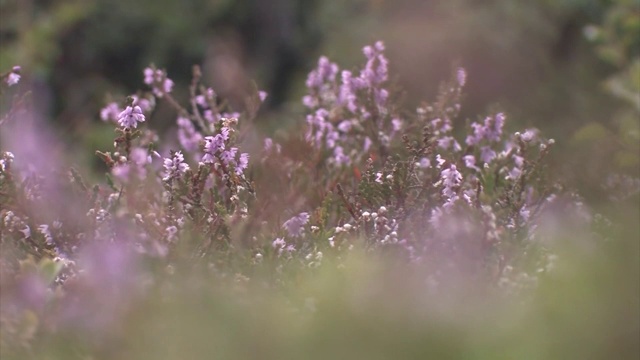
[0,41,636,359]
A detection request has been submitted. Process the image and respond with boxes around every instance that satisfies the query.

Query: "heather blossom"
[480,146,497,164]
[131,95,153,113]
[282,212,310,237]
[361,41,388,86]
[302,41,401,168]
[463,155,480,171]
[143,66,174,97]
[202,134,226,163]
[162,151,190,181]
[196,87,216,107]
[441,164,462,201]
[111,163,131,181]
[177,116,203,153]
[466,113,506,146]
[303,56,339,109]
[263,138,281,154]
[100,102,121,122]
[220,147,238,165]
[236,153,249,175]
[457,67,467,87]
[117,106,145,129]
[272,237,286,249]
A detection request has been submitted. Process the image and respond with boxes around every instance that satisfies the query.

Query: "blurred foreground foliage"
[2,207,637,360]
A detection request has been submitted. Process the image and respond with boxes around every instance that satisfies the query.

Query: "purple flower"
[417,157,431,169]
[374,88,388,107]
[272,237,286,249]
[162,151,190,181]
[196,87,216,108]
[437,136,454,150]
[303,95,318,108]
[357,138,369,154]
[466,122,484,146]
[100,102,121,122]
[480,146,496,164]
[132,95,152,113]
[520,128,538,142]
[143,67,174,97]
[282,212,310,237]
[337,120,352,133]
[339,71,358,112]
[264,138,279,153]
[508,166,522,180]
[508,154,525,180]
[513,154,524,168]
[466,113,506,145]
[333,146,350,166]
[463,155,480,171]
[143,68,155,85]
[305,108,333,148]
[441,165,462,199]
[457,68,466,87]
[196,95,207,107]
[112,163,131,181]
[220,147,238,165]
[162,78,174,94]
[117,106,145,129]
[306,56,339,89]
[202,134,226,163]
[361,41,388,86]
[130,148,149,166]
[177,116,203,153]
[392,118,402,132]
[236,153,249,175]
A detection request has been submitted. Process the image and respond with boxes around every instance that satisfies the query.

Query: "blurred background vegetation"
[0,0,638,198]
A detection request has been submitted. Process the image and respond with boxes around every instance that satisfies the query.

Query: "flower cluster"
[302,41,400,168]
[143,66,174,97]
[201,118,249,177]
[162,151,190,181]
